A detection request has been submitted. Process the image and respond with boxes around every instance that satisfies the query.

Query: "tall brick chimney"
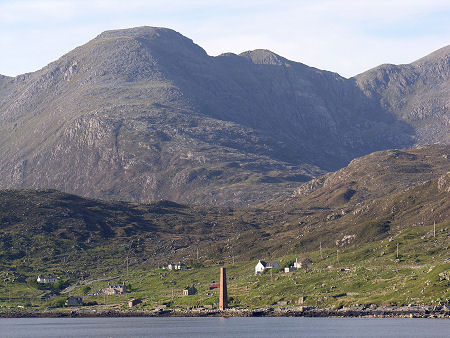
[219,267,227,310]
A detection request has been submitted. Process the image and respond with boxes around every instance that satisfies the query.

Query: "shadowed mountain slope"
[0,27,447,206]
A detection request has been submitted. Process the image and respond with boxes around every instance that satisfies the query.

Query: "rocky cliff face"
[0,27,447,206]
[355,45,449,144]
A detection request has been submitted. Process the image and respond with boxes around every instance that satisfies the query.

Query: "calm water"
[0,317,449,337]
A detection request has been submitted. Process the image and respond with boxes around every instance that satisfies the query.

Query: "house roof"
[257,260,279,268]
[266,261,279,268]
[108,284,125,288]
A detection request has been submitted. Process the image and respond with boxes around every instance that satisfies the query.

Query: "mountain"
[0,27,448,206]
[355,45,449,145]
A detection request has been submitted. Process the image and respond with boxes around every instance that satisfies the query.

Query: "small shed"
[65,296,83,306]
[128,299,142,308]
[284,266,297,273]
[183,286,197,296]
[293,257,313,269]
[209,281,220,289]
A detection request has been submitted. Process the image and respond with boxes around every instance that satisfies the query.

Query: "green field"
[1,221,448,312]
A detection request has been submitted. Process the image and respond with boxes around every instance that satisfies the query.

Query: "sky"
[0,0,449,78]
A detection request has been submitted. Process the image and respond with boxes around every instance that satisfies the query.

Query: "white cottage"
[255,260,280,275]
[36,275,58,283]
[103,284,127,295]
[167,262,187,270]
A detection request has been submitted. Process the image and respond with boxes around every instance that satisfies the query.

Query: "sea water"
[1,317,449,337]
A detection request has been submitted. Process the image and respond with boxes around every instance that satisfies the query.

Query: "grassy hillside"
[1,220,448,311]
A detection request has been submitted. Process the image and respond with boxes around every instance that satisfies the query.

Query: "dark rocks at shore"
[1,305,449,319]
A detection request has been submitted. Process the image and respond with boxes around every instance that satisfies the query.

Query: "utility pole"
[433,221,436,238]
[196,247,199,261]
[337,249,339,263]
[320,242,323,259]
[126,238,136,280]
[396,243,399,259]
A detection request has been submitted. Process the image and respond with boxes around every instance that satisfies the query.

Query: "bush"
[47,297,66,308]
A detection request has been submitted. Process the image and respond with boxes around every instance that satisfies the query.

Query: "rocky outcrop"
[437,172,450,193]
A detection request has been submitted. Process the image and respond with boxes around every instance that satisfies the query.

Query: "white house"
[103,284,126,295]
[37,275,58,283]
[255,260,280,275]
[167,262,187,270]
[175,263,187,270]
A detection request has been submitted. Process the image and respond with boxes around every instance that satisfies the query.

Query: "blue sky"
[0,0,449,78]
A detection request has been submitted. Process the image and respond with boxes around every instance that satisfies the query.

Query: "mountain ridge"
[0,27,448,206]
[354,45,449,145]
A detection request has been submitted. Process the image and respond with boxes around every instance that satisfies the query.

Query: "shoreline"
[1,305,449,319]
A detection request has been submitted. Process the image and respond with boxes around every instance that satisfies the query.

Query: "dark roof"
[258,261,279,268]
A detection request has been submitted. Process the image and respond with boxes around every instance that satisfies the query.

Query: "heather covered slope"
[0,145,448,277]
[272,144,450,252]
[2,27,445,206]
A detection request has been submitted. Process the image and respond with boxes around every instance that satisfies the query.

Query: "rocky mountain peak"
[412,45,450,67]
[92,26,208,59]
[96,26,179,40]
[240,49,288,65]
